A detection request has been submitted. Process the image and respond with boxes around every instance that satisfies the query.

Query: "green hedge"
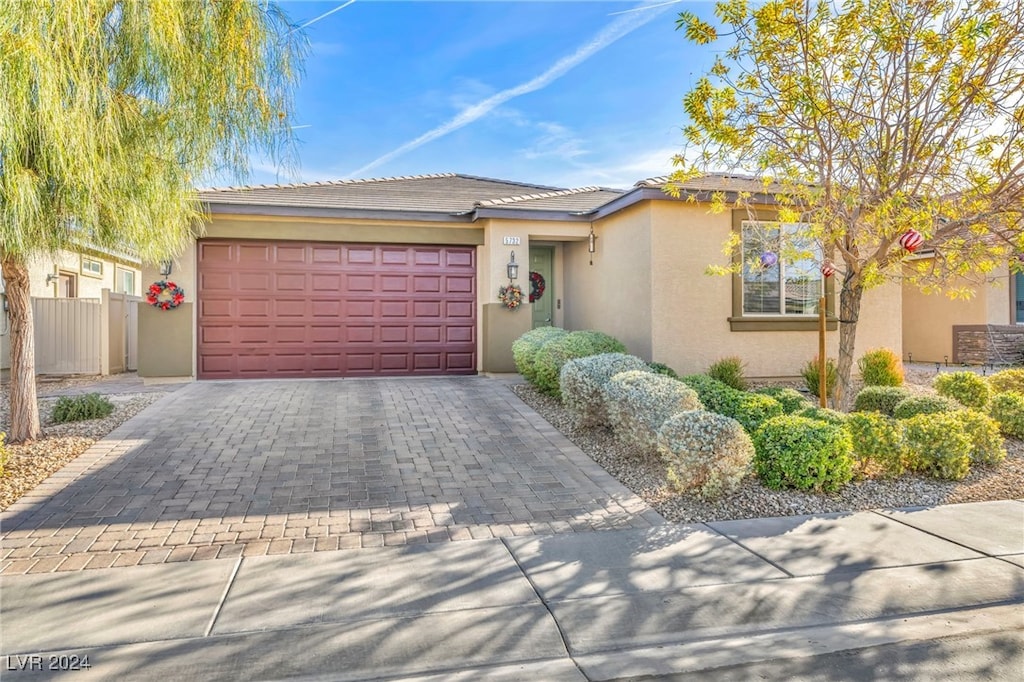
[512,327,566,383]
[752,415,854,492]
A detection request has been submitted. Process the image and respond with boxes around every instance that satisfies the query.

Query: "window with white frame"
[81,257,103,278]
[117,268,136,295]
[741,221,823,316]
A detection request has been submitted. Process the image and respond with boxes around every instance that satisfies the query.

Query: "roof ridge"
[198,172,459,193]
[452,173,565,192]
[475,186,606,207]
[635,172,768,188]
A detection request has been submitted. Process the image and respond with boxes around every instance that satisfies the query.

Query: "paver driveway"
[1,378,662,574]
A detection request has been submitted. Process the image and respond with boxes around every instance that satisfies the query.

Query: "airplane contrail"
[347,2,672,179]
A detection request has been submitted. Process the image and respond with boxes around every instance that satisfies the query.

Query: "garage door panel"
[198,240,476,378]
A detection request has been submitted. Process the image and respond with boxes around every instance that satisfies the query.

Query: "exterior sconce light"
[159,260,173,277]
[507,251,519,280]
[45,273,60,286]
[588,226,597,265]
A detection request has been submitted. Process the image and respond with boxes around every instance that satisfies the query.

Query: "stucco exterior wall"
[24,251,140,299]
[563,203,653,359]
[647,201,901,377]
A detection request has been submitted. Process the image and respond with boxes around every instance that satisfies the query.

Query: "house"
[903,256,1023,365]
[15,246,142,299]
[136,173,902,380]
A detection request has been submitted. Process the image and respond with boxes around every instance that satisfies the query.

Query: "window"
[81,257,103,278]
[117,268,136,295]
[730,210,835,331]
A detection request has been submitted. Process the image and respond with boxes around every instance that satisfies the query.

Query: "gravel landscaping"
[0,384,165,511]
[511,378,1024,524]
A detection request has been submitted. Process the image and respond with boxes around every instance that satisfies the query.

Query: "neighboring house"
[137,172,901,380]
[903,255,1023,365]
[17,247,142,299]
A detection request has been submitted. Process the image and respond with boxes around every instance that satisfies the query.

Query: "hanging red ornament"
[898,229,924,253]
[820,261,836,277]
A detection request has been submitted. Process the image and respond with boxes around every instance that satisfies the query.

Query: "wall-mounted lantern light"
[588,226,597,265]
[45,273,59,286]
[159,260,173,277]
[507,251,519,280]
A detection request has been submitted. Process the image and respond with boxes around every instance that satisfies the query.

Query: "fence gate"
[127,299,139,371]
[33,298,102,374]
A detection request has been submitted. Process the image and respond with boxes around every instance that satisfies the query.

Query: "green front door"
[530,246,554,329]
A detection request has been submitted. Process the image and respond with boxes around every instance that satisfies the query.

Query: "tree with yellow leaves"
[673,0,1024,408]
[1,1,306,442]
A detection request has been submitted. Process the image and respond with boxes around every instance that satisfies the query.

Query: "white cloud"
[346,1,673,179]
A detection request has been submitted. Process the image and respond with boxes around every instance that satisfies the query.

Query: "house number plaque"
[502,236,521,245]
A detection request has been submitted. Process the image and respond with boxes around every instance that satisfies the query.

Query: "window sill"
[729,317,838,332]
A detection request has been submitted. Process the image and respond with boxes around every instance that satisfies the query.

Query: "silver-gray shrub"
[657,410,754,499]
[560,353,651,427]
[604,370,703,453]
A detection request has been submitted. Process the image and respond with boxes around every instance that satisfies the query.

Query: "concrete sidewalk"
[2,500,1022,681]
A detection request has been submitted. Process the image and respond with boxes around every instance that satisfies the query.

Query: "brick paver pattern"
[1,378,662,573]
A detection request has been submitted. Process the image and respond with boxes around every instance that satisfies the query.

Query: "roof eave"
[203,202,476,224]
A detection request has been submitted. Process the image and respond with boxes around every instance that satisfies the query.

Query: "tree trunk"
[835,280,864,412]
[1,255,41,443]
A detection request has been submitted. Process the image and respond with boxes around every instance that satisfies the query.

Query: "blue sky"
[227,1,716,190]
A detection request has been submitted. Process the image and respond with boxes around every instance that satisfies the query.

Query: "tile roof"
[199,173,574,214]
[636,173,794,195]
[474,186,624,212]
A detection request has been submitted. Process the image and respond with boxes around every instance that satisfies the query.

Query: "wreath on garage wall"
[498,284,524,310]
[146,281,185,310]
[529,271,545,302]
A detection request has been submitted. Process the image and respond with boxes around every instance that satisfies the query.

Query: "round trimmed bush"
[846,412,906,477]
[679,374,735,413]
[752,387,809,414]
[933,371,991,410]
[604,370,703,453]
[560,353,650,427]
[718,391,785,434]
[853,386,913,416]
[794,405,849,426]
[752,415,854,492]
[857,348,904,387]
[533,330,625,397]
[988,369,1024,395]
[957,410,1006,465]
[989,392,1024,438]
[657,410,753,499]
[903,413,972,480]
[647,362,680,379]
[893,395,962,420]
[512,327,566,383]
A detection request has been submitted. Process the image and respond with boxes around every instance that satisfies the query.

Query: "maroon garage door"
[197,240,476,379]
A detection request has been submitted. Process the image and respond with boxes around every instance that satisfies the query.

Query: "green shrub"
[989,392,1024,438]
[533,330,625,397]
[956,410,1006,465]
[752,387,809,414]
[647,362,680,379]
[794,406,849,426]
[679,374,735,413]
[857,348,904,387]
[718,391,785,434]
[604,370,703,453]
[933,371,991,410]
[892,395,962,420]
[853,386,913,416]
[903,413,972,480]
[846,412,906,477]
[512,327,566,383]
[800,356,838,399]
[51,393,114,424]
[560,353,650,427]
[657,411,753,499]
[708,356,748,391]
[988,368,1024,395]
[752,415,854,492]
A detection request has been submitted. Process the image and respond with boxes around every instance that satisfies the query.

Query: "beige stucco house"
[903,256,1023,365]
[137,173,902,380]
[14,247,142,299]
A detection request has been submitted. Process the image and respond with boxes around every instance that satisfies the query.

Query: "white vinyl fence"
[1,290,141,375]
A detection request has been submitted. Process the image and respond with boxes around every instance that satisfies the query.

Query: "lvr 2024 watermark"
[6,654,92,671]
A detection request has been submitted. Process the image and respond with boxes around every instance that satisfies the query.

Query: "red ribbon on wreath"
[146,280,186,311]
[529,271,546,302]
